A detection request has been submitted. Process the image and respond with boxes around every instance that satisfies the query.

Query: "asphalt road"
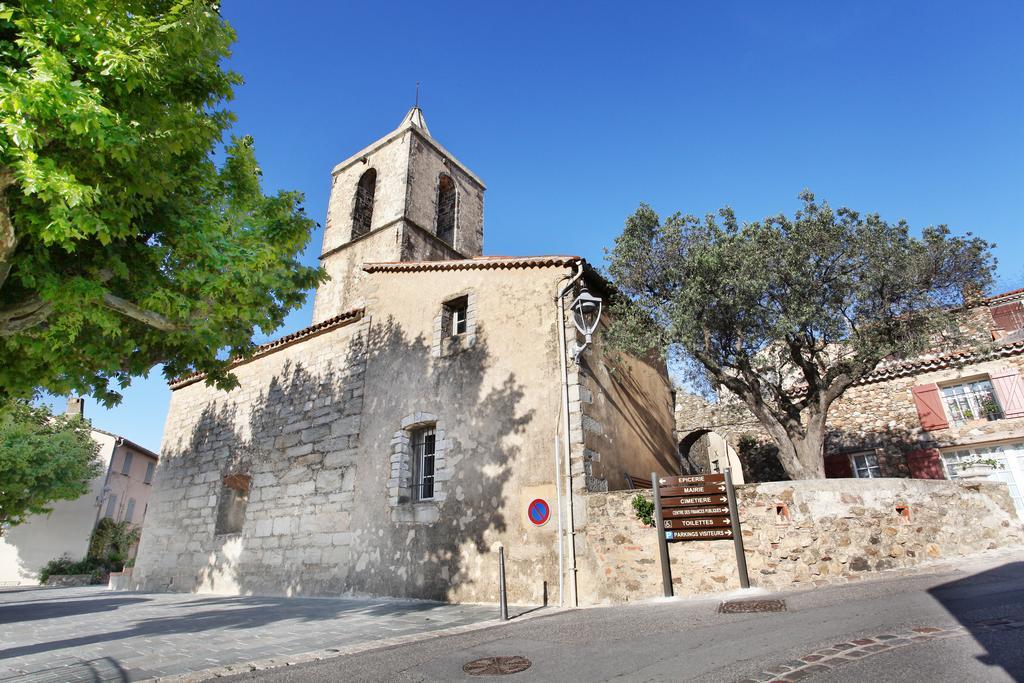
[224,552,1024,682]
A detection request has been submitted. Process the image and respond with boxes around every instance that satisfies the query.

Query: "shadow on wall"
[154,316,532,601]
[927,562,1024,680]
[583,352,679,488]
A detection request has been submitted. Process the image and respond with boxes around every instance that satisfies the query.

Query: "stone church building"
[132,108,678,604]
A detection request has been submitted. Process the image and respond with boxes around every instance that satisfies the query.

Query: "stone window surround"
[432,291,477,358]
[388,413,449,523]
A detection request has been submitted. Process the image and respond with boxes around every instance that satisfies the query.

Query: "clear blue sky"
[52,1,1024,452]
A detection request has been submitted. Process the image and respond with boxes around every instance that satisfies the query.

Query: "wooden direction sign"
[658,473,725,486]
[663,516,731,530]
[660,494,728,508]
[649,467,750,596]
[662,505,730,518]
[659,483,727,497]
[666,528,734,541]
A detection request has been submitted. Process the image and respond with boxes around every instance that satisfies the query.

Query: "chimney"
[65,396,84,418]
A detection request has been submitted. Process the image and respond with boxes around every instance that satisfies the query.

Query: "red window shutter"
[991,302,1023,331]
[824,453,853,478]
[905,448,946,479]
[912,384,949,431]
[990,368,1024,419]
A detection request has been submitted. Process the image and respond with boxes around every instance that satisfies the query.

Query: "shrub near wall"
[576,479,1024,605]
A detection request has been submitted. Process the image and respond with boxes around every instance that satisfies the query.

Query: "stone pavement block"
[0,587,514,682]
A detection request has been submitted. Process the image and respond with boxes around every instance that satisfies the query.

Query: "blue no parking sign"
[528,498,550,526]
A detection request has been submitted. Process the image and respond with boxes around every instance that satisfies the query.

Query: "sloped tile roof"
[363,255,582,273]
[169,308,365,390]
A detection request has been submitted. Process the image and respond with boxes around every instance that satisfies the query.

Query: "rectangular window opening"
[144,461,156,485]
[443,297,469,338]
[941,379,1003,425]
[851,452,881,479]
[124,498,136,523]
[215,474,251,535]
[120,452,134,475]
[412,427,436,501]
[104,494,118,519]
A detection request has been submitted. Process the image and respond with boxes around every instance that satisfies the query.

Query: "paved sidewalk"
[0,587,512,682]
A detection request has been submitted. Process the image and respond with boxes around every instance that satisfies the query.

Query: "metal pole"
[498,546,509,620]
[555,264,584,608]
[724,468,750,589]
[651,471,673,597]
[552,434,565,607]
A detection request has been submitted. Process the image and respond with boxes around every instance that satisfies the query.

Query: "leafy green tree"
[0,398,101,532]
[0,1,324,404]
[607,192,995,479]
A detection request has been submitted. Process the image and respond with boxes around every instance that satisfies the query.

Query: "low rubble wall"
[576,479,1024,605]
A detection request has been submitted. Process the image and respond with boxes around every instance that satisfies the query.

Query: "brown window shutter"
[991,302,1023,331]
[824,453,853,478]
[912,384,949,431]
[905,449,946,479]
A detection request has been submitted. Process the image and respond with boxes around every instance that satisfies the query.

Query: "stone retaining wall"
[44,574,95,588]
[575,479,1024,605]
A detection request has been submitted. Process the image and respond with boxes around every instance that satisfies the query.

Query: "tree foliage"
[0,398,101,532]
[607,192,995,479]
[0,0,324,403]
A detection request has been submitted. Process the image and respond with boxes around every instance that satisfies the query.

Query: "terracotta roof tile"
[985,287,1024,305]
[169,308,365,390]
[363,255,582,274]
[856,338,1024,386]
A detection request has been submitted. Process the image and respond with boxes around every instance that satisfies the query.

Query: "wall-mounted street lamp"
[570,285,602,363]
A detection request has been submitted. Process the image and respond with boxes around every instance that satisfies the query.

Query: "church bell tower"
[311,108,486,323]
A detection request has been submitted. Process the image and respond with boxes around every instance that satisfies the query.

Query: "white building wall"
[0,431,115,585]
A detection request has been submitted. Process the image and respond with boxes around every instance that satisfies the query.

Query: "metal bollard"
[498,546,509,620]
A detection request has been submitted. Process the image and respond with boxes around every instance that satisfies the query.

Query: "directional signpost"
[650,468,750,597]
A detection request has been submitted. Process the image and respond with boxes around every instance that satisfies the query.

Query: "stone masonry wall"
[133,316,369,596]
[575,479,1024,605]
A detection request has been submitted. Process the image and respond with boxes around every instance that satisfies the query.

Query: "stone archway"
[678,429,745,484]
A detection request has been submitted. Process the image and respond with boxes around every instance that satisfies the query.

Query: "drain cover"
[719,599,787,613]
[463,656,533,676]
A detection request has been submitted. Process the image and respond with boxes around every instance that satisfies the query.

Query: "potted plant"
[958,457,1003,480]
[981,397,1003,421]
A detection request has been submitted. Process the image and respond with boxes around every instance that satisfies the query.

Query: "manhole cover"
[718,599,787,613]
[463,656,533,676]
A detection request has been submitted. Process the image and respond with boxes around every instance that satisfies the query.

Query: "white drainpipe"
[555,260,585,607]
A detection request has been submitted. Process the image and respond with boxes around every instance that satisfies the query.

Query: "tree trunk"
[0,169,16,291]
[791,432,827,479]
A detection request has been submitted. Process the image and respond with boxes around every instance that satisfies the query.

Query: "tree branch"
[0,297,53,337]
[0,169,17,292]
[101,293,183,332]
